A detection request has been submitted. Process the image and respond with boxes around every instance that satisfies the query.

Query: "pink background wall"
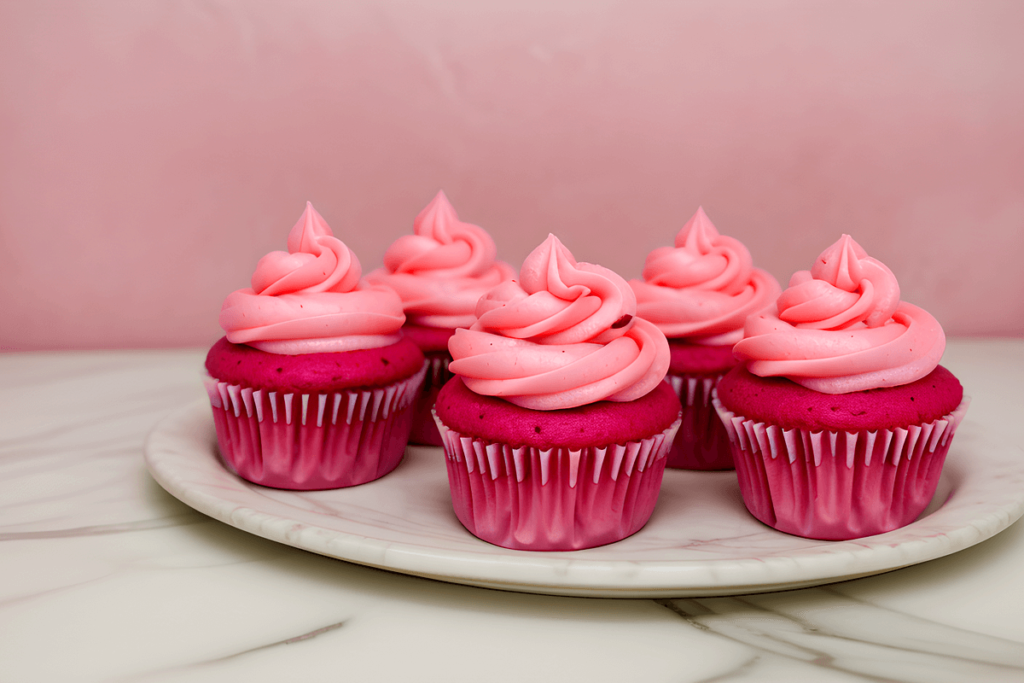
[2,0,1022,350]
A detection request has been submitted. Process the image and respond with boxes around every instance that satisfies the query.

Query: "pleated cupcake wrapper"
[425,355,453,386]
[408,355,453,447]
[204,363,426,490]
[667,374,720,410]
[712,392,971,540]
[433,413,681,551]
[664,372,733,470]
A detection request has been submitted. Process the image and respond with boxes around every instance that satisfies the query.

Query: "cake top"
[716,364,963,431]
[205,336,424,392]
[448,234,670,410]
[630,207,780,345]
[733,234,946,394]
[436,376,681,449]
[366,191,515,329]
[219,202,406,355]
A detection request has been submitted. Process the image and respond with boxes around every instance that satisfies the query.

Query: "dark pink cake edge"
[668,340,738,376]
[715,364,963,432]
[435,377,682,450]
[402,324,456,353]
[205,337,425,393]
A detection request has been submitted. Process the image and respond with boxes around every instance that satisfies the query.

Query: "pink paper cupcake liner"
[712,393,970,540]
[433,415,681,551]
[205,364,426,490]
[665,372,733,470]
[408,354,452,447]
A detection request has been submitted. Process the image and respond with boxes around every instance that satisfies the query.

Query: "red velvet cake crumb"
[716,364,963,432]
[401,324,456,353]
[668,340,738,376]
[205,337,424,393]
[435,377,681,450]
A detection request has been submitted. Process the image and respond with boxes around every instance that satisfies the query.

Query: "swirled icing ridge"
[733,235,945,394]
[630,207,781,345]
[219,202,405,354]
[366,191,516,328]
[449,234,670,410]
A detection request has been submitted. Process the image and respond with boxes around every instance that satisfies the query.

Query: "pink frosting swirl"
[733,235,946,394]
[448,234,670,410]
[630,207,781,345]
[366,191,516,328]
[219,202,406,354]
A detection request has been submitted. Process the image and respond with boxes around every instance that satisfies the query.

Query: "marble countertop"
[2,339,1023,682]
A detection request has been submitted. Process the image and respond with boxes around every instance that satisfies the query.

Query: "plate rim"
[144,399,1024,598]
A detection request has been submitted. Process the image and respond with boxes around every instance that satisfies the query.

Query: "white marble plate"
[144,399,1024,598]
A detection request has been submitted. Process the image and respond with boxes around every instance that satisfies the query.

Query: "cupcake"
[434,235,682,551]
[713,235,968,540]
[630,208,780,470]
[205,203,426,490]
[366,191,515,446]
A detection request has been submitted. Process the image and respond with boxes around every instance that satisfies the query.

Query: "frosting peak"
[384,191,497,279]
[219,203,405,355]
[476,234,636,345]
[630,208,781,344]
[251,203,362,296]
[778,234,900,330]
[367,191,515,328]
[734,235,945,394]
[449,235,670,410]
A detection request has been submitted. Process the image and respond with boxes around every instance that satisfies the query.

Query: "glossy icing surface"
[734,235,947,394]
[630,207,780,345]
[220,203,405,354]
[366,191,516,329]
[449,235,670,410]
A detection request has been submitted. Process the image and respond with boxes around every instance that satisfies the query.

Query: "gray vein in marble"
[688,654,763,683]
[0,573,122,610]
[123,619,348,681]
[200,618,347,661]
[0,513,203,541]
[0,401,177,450]
[656,588,1024,683]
